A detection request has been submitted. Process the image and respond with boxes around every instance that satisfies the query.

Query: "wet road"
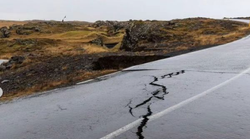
[1,20,250,139]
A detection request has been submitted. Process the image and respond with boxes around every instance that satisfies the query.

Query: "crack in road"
[127,70,185,139]
[161,70,185,79]
[136,105,152,139]
[135,97,153,108]
[57,105,67,111]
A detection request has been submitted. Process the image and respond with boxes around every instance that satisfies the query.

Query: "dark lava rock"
[0,56,25,71]
[8,39,38,48]
[0,27,11,38]
[10,56,26,64]
[93,20,130,36]
[120,21,171,51]
[90,37,104,46]
[9,24,21,30]
[16,26,41,35]
[0,65,6,71]
[13,39,37,45]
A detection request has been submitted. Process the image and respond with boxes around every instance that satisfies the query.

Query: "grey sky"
[1,0,250,22]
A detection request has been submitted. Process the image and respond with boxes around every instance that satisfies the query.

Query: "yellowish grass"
[44,43,109,56]
[56,31,93,38]
[195,35,219,45]
[197,31,247,46]
[175,46,189,51]
[0,21,27,28]
[84,44,108,53]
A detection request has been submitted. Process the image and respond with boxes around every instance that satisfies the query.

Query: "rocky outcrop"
[92,21,130,36]
[92,21,128,28]
[120,21,174,51]
[0,56,25,71]
[8,39,38,48]
[90,37,104,46]
[16,26,40,35]
[0,27,11,38]
[13,39,37,45]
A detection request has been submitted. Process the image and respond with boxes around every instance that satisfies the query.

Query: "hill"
[0,18,249,101]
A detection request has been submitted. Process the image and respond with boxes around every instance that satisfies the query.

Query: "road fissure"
[127,70,185,138]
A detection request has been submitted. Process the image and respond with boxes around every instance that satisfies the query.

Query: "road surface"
[1,20,250,139]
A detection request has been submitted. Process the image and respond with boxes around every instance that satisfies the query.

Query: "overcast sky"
[1,0,250,22]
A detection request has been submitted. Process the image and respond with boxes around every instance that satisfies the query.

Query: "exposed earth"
[0,18,250,101]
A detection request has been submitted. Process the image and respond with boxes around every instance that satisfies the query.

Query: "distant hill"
[225,17,250,20]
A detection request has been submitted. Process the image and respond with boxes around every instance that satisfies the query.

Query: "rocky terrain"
[0,18,249,101]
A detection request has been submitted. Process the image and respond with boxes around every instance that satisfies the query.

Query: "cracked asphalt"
[1,20,250,139]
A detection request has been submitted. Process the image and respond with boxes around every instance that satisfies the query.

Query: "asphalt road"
[1,20,250,139]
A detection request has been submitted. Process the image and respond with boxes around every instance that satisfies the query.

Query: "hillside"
[0,18,249,101]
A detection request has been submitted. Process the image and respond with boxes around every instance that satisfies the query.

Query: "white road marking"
[0,88,3,98]
[100,66,250,139]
